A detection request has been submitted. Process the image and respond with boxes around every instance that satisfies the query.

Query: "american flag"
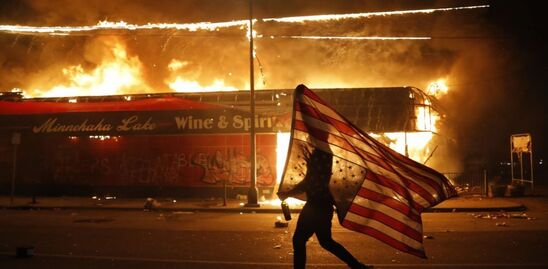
[278,84,457,258]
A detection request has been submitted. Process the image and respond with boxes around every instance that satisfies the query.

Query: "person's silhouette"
[278,149,372,269]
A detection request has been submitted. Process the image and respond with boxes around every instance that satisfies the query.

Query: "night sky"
[1,0,546,178]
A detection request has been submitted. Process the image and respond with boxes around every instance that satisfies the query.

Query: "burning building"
[0,86,444,198]
[0,3,483,198]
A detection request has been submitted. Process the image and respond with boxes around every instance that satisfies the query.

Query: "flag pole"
[246,0,259,207]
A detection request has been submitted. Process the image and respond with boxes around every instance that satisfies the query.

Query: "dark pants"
[293,203,361,269]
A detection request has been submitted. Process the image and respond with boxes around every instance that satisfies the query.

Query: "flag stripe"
[364,171,427,212]
[295,114,441,204]
[348,203,423,242]
[297,102,361,139]
[300,86,329,106]
[355,187,421,223]
[296,111,394,172]
[362,155,440,204]
[370,145,448,199]
[292,130,364,166]
[361,179,420,216]
[343,212,424,250]
[296,110,380,158]
[351,130,449,200]
[297,104,448,201]
[294,120,354,153]
[342,219,426,258]
[296,112,384,162]
[292,126,434,209]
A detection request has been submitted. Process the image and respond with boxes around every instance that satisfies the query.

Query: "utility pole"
[10,132,21,205]
[245,0,259,207]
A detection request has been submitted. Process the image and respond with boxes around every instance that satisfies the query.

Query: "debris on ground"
[74,217,114,223]
[173,211,194,215]
[471,212,533,220]
[275,219,289,228]
[144,198,160,210]
[423,235,434,239]
[273,244,282,249]
[495,222,508,227]
[158,211,194,221]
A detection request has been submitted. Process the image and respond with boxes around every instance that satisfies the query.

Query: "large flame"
[427,79,449,98]
[370,80,448,163]
[24,40,243,97]
[30,39,148,98]
[166,59,239,93]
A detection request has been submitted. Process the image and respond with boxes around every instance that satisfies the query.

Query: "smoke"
[0,1,487,93]
[2,0,543,172]
[2,0,246,25]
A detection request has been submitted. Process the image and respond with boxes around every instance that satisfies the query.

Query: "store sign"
[511,133,532,153]
[1,109,291,136]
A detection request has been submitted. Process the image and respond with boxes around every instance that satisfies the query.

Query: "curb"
[2,204,527,213]
[1,204,286,213]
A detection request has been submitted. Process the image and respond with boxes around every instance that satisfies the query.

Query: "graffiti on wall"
[191,149,274,186]
[29,140,275,188]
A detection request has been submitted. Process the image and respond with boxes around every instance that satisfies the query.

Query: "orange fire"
[23,39,240,97]
[29,38,148,98]
[427,79,449,98]
[166,59,239,93]
[368,80,448,163]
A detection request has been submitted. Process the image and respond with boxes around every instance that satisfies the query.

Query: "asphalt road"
[1,202,548,269]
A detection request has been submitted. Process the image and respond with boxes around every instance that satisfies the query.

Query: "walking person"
[278,149,373,269]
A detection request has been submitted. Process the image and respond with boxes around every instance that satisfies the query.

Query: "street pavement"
[5,182,547,213]
[0,187,547,269]
[0,201,547,269]
[0,194,529,213]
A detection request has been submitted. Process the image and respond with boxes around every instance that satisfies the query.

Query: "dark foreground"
[1,198,547,269]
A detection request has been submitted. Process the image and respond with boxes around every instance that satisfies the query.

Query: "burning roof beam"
[0,5,489,36]
[262,5,489,23]
[264,35,432,40]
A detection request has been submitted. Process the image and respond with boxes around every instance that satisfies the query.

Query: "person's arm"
[277,179,307,200]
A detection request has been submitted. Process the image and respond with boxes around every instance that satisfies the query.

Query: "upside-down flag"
[278,84,457,258]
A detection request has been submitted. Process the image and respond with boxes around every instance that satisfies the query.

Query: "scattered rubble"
[275,219,289,228]
[74,217,114,223]
[471,212,534,220]
[144,198,161,210]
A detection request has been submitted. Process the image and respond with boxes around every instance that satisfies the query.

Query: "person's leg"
[293,207,315,269]
[315,213,363,268]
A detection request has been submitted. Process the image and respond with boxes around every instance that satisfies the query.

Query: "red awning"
[0,97,220,115]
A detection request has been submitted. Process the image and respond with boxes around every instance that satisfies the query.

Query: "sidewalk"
[0,195,528,213]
